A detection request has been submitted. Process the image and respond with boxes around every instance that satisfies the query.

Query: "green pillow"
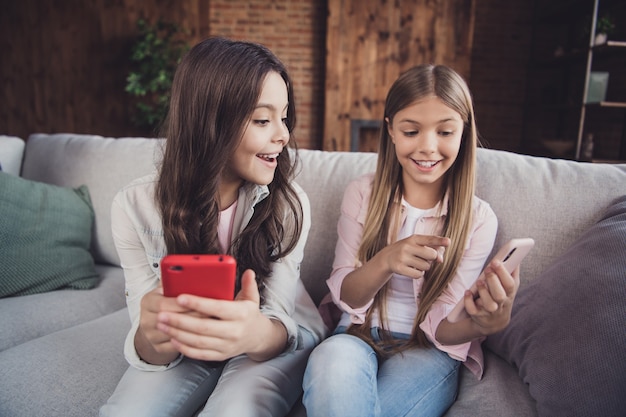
[0,172,99,297]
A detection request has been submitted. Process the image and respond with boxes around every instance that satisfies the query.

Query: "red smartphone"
[161,254,236,300]
[447,238,535,323]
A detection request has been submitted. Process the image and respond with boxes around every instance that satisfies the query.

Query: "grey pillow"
[485,195,626,417]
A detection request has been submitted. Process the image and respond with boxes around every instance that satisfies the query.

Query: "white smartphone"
[447,238,535,323]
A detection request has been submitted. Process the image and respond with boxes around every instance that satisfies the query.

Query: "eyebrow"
[398,117,460,124]
[255,103,289,112]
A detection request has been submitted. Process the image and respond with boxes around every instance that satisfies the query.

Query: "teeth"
[415,161,437,168]
[257,153,279,161]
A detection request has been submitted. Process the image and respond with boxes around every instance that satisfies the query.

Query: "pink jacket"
[324,173,497,379]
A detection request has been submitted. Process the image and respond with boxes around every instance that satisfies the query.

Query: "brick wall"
[203,0,537,153]
[7,0,619,157]
[0,0,327,149]
[206,0,327,150]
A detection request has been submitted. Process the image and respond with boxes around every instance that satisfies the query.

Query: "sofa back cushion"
[21,134,164,266]
[475,148,626,286]
[294,148,626,302]
[18,135,626,302]
[295,150,377,303]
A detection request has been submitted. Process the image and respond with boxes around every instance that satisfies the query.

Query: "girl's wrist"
[469,314,503,338]
[368,249,395,282]
[246,316,287,361]
[134,325,179,365]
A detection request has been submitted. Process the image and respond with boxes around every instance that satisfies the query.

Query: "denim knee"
[306,334,375,380]
[303,334,380,417]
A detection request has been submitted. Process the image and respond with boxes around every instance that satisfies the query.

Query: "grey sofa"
[1,133,625,417]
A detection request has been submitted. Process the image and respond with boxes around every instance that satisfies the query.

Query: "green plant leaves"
[125,18,189,131]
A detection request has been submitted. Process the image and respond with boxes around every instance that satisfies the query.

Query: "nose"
[418,131,437,155]
[273,120,290,145]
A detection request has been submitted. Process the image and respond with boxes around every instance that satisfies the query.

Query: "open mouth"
[256,153,279,163]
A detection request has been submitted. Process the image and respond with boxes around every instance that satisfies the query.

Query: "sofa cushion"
[0,172,99,297]
[445,351,537,417]
[0,265,126,351]
[485,195,626,417]
[295,150,377,304]
[475,148,626,288]
[0,308,130,417]
[0,135,25,176]
[22,134,164,266]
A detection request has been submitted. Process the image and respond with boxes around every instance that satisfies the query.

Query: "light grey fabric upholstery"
[0,265,125,351]
[0,308,130,417]
[0,135,26,175]
[21,134,165,265]
[485,196,626,417]
[446,351,537,417]
[1,134,625,417]
[295,150,377,304]
[475,148,626,288]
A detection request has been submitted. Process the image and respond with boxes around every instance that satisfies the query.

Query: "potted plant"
[594,14,615,45]
[125,19,189,133]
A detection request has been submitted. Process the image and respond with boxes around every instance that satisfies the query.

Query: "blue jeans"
[302,327,460,417]
[100,326,316,417]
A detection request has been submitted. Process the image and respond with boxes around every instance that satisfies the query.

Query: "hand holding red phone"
[135,286,193,365]
[156,269,285,362]
[135,254,238,365]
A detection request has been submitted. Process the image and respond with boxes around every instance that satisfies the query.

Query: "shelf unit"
[576,1,626,160]
[522,0,626,162]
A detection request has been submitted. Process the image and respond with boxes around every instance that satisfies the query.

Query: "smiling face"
[219,71,290,208]
[387,95,464,208]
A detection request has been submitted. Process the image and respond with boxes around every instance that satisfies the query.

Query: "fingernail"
[437,246,446,262]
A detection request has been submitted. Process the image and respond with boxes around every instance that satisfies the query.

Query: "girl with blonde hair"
[303,64,520,417]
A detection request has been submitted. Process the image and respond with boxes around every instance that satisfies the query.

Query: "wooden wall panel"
[0,0,324,148]
[0,0,207,139]
[324,0,476,151]
[206,0,328,150]
[1,1,535,153]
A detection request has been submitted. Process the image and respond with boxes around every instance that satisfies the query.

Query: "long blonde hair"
[348,64,480,353]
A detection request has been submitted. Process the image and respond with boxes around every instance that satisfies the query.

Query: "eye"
[254,119,270,126]
[439,130,454,137]
[282,117,288,125]
[402,130,418,137]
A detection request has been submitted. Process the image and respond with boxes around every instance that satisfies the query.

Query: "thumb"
[235,269,260,305]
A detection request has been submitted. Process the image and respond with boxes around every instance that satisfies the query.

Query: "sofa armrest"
[0,135,26,176]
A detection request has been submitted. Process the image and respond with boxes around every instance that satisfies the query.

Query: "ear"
[385,117,395,143]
